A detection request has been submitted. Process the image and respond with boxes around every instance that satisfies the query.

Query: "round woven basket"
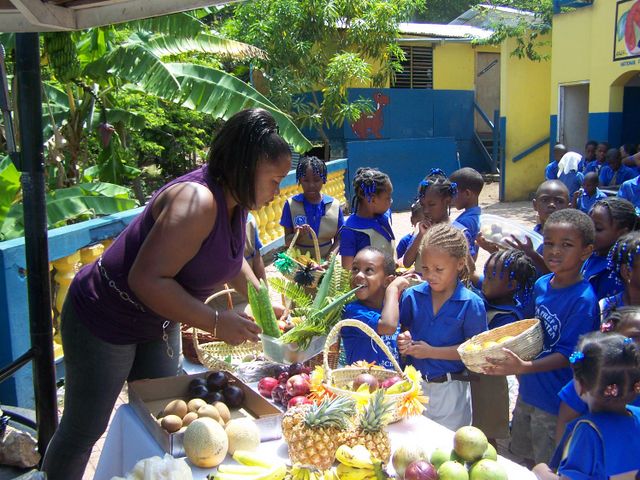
[284,229,324,288]
[322,319,415,423]
[457,318,544,373]
[192,288,263,372]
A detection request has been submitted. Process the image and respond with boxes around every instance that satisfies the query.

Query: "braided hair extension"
[485,249,537,306]
[350,167,391,214]
[296,155,328,184]
[590,197,639,231]
[420,223,470,284]
[600,306,640,334]
[417,168,458,200]
[607,231,640,275]
[570,332,640,402]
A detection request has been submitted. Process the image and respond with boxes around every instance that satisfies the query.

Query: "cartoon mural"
[351,91,389,139]
[615,0,640,60]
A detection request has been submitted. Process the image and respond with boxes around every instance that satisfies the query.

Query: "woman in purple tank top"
[42,109,292,479]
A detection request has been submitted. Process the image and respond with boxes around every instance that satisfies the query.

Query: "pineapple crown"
[358,390,394,432]
[304,396,356,429]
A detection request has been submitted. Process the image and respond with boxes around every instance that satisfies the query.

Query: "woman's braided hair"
[351,167,391,214]
[420,223,470,284]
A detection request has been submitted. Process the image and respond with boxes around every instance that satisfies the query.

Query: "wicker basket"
[322,319,416,423]
[457,318,544,373]
[284,229,324,288]
[192,289,263,372]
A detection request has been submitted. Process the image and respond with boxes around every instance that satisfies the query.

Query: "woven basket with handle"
[457,318,544,373]
[284,228,324,288]
[322,319,417,423]
[192,288,263,372]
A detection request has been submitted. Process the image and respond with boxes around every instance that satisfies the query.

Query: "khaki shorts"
[470,374,509,439]
[510,397,557,464]
[422,379,472,431]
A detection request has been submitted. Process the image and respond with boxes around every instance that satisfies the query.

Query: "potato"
[187,398,207,413]
[163,399,188,419]
[161,414,183,433]
[213,401,231,423]
[182,411,199,427]
[198,404,221,421]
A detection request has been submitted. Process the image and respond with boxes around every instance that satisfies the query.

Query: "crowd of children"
[256,152,640,477]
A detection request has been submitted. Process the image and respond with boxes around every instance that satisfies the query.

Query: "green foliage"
[269,277,313,309]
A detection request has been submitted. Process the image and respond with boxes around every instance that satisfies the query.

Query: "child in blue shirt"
[471,249,537,443]
[450,167,484,259]
[340,167,394,270]
[341,247,403,369]
[581,197,634,300]
[572,172,606,213]
[545,144,567,180]
[554,306,640,445]
[384,223,487,431]
[396,202,423,261]
[617,175,640,211]
[599,148,638,187]
[534,332,640,479]
[600,231,640,316]
[280,156,344,258]
[584,141,609,175]
[556,151,584,197]
[484,209,600,466]
[245,212,266,282]
[578,140,597,173]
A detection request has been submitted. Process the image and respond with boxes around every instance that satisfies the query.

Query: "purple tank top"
[69,165,246,344]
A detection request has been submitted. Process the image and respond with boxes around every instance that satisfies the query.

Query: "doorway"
[558,83,589,152]
[475,52,500,134]
[621,73,640,145]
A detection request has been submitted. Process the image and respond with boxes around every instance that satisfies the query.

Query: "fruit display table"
[94,404,535,479]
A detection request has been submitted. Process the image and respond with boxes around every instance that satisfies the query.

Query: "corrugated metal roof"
[449,4,539,29]
[398,22,493,40]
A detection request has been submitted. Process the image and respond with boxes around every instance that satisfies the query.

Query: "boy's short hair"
[583,172,599,184]
[358,246,396,276]
[544,209,595,246]
[553,143,567,152]
[535,179,569,199]
[449,167,484,195]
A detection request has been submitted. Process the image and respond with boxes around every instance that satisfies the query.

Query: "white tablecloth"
[94,404,535,479]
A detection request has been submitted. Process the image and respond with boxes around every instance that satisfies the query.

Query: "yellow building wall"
[501,36,552,201]
[432,42,499,90]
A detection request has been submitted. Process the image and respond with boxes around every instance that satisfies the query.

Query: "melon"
[183,417,228,468]
[224,418,261,454]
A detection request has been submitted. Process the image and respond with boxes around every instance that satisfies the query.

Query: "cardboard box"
[128,371,282,457]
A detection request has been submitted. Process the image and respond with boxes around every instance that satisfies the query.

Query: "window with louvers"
[392,46,433,89]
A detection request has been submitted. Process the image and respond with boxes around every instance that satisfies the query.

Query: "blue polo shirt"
[518,274,599,415]
[454,206,481,256]
[341,301,399,369]
[280,193,344,241]
[559,171,584,197]
[484,298,534,330]
[598,164,638,187]
[600,291,625,318]
[584,160,605,175]
[396,232,415,258]
[339,210,394,258]
[618,176,640,210]
[575,188,607,214]
[399,281,487,379]
[581,253,624,301]
[545,161,559,180]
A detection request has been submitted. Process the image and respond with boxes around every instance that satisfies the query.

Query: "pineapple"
[347,390,394,463]
[282,396,356,470]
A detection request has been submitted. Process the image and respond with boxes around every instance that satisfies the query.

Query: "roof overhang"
[0,0,239,32]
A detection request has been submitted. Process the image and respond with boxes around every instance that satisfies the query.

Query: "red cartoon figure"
[624,0,640,55]
[350,91,390,139]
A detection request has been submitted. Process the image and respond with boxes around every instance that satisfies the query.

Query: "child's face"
[584,143,596,160]
[420,190,450,224]
[591,206,628,256]
[543,223,592,276]
[299,165,324,199]
[620,145,630,159]
[252,154,292,209]
[583,177,598,196]
[607,150,621,170]
[411,210,424,227]
[350,250,391,305]
[553,147,567,162]
[616,315,640,344]
[596,144,607,162]
[533,184,569,224]
[621,258,640,291]
[369,182,393,215]
[481,256,516,301]
[452,189,471,210]
[420,246,464,293]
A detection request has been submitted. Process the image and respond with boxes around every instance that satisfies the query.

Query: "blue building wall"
[589,112,623,148]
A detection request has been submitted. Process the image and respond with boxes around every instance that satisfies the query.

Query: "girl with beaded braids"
[470,249,537,444]
[533,331,640,479]
[339,167,395,269]
[383,223,488,430]
[600,230,640,316]
[279,155,344,258]
[581,197,637,301]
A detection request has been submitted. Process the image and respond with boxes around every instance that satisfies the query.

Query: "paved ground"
[77,180,536,478]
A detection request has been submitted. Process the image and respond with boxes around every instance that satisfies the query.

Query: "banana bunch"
[335,445,387,480]
[43,32,81,83]
[209,450,286,480]
[289,464,337,480]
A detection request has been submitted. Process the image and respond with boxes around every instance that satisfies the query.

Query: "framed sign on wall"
[615,0,640,61]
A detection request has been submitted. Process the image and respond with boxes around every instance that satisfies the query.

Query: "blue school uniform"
[341,301,399,369]
[399,281,487,379]
[600,291,625,317]
[581,253,624,301]
[244,212,263,261]
[618,176,640,211]
[340,210,395,259]
[454,206,481,257]
[484,299,534,330]
[575,188,607,214]
[559,171,583,197]
[554,406,640,478]
[451,220,476,258]
[533,223,544,255]
[558,380,640,417]
[599,164,638,187]
[584,160,604,175]
[545,161,559,180]
[518,274,599,415]
[396,232,415,259]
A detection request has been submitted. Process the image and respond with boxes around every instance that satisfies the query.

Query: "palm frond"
[149,33,267,60]
[125,12,206,38]
[268,277,313,308]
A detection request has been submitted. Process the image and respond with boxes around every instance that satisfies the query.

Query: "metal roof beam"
[10,0,76,30]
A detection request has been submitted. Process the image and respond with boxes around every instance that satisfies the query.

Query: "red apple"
[257,377,279,398]
[380,375,403,389]
[277,372,289,384]
[353,373,379,392]
[286,374,311,397]
[287,395,313,408]
[404,460,438,480]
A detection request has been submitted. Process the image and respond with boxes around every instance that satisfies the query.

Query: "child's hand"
[504,234,535,257]
[476,232,499,254]
[400,340,432,359]
[295,224,313,236]
[483,348,526,375]
[417,220,431,235]
[531,463,557,480]
[388,275,412,294]
[397,331,413,351]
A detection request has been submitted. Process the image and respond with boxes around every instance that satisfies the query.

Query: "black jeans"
[41,298,181,480]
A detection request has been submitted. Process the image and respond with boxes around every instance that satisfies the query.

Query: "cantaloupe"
[183,417,228,468]
[224,418,261,454]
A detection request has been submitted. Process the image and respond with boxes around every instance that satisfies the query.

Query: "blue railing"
[473,102,500,173]
[512,137,551,163]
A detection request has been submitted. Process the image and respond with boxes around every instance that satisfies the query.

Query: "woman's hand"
[216,310,262,345]
[483,348,526,375]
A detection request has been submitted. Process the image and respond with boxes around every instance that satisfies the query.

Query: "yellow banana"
[335,445,375,470]
[335,464,376,480]
[216,464,270,475]
[232,450,275,468]
[213,463,286,480]
[321,468,339,480]
[385,380,412,394]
